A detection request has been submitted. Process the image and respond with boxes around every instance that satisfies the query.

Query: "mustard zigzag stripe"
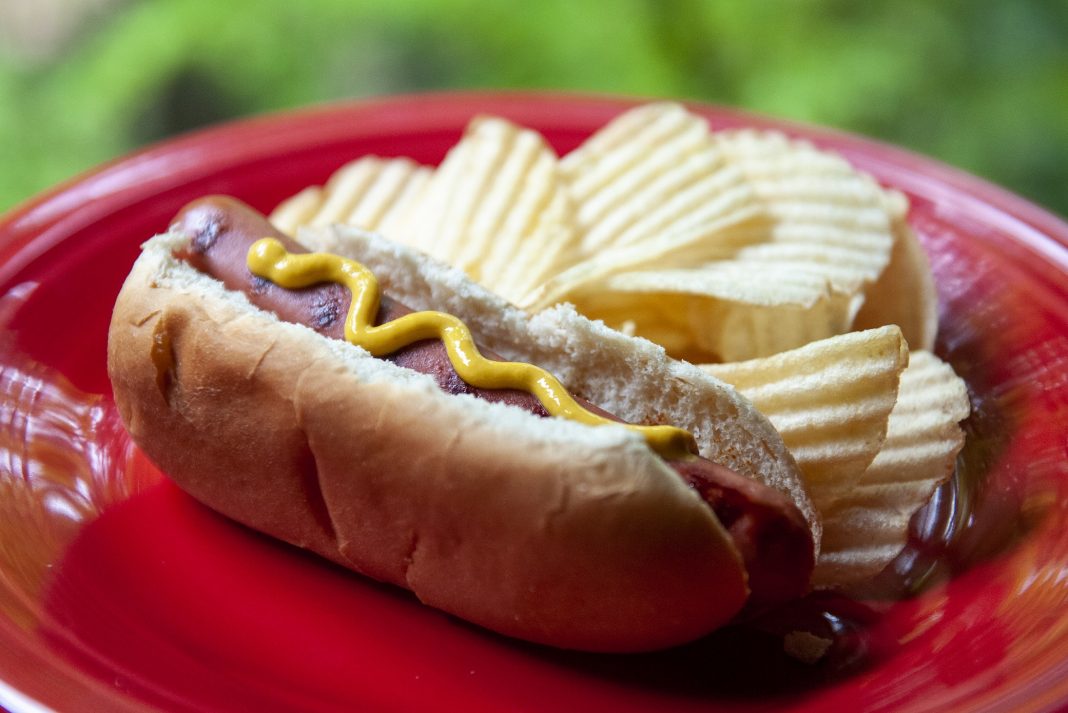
[247,238,696,460]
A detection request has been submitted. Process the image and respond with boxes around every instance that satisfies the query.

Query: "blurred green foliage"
[1,0,1065,215]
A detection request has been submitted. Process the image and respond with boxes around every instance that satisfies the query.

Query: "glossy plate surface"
[2,93,1068,712]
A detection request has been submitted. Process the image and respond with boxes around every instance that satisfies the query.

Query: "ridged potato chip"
[559,102,765,260]
[703,326,908,517]
[853,191,938,350]
[389,116,579,305]
[713,129,895,296]
[813,350,969,586]
[562,265,856,363]
[525,104,769,311]
[269,157,432,236]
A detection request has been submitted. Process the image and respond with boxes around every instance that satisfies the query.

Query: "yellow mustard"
[246,238,696,460]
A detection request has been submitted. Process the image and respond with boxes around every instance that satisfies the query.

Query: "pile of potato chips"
[270,103,970,589]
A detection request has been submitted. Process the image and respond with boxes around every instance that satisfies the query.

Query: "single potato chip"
[704,326,908,516]
[269,156,432,237]
[853,195,938,350]
[397,116,580,305]
[558,264,857,363]
[813,350,970,586]
[559,102,764,260]
[713,129,895,296]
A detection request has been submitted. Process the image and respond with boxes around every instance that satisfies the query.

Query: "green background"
[1,0,1065,217]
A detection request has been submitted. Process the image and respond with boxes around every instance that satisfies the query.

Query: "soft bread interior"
[298,224,818,545]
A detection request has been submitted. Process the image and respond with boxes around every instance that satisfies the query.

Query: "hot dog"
[108,197,817,651]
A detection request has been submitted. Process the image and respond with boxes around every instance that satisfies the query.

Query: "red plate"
[2,93,1068,712]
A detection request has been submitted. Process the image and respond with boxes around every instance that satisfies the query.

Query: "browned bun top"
[108,229,755,651]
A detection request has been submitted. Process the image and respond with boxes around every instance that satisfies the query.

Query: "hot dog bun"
[108,220,814,652]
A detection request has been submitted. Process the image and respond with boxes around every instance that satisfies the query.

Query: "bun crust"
[108,233,753,651]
